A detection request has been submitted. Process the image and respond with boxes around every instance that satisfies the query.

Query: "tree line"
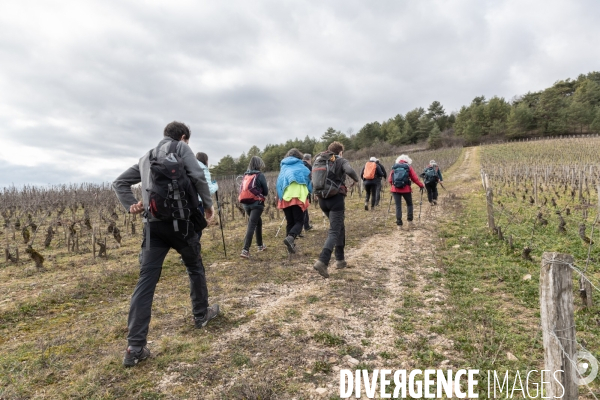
[210,71,600,176]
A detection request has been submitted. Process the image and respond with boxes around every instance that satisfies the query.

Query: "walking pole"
[418,188,424,222]
[384,194,393,226]
[215,191,227,258]
[275,216,285,237]
[439,182,447,191]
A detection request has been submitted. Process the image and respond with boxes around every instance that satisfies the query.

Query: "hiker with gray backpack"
[421,160,443,205]
[312,141,359,278]
[388,154,424,230]
[112,121,219,367]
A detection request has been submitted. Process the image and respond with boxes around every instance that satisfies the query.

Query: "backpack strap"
[168,139,179,154]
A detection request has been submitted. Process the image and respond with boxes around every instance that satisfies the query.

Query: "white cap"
[369,157,377,162]
[430,160,437,165]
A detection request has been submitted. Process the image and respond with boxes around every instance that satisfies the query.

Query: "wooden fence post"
[486,186,495,233]
[597,185,600,215]
[534,172,538,205]
[540,252,578,399]
[579,170,583,201]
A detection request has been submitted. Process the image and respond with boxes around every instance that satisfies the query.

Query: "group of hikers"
[112,121,444,367]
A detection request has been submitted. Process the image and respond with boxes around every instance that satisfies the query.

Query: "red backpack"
[238,173,265,204]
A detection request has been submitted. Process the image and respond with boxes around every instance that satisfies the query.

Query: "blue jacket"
[198,161,219,195]
[276,157,312,199]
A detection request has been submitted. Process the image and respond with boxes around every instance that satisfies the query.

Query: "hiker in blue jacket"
[422,160,443,205]
[195,152,219,195]
[276,149,312,254]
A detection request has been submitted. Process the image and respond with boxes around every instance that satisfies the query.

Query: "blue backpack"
[391,163,410,188]
[423,166,438,184]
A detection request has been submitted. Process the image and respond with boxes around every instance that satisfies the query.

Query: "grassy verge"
[438,150,600,397]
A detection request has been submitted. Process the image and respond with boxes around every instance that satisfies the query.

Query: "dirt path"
[159,148,481,398]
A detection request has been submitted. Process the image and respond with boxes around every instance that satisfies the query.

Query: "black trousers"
[364,182,377,207]
[283,205,304,238]
[317,194,346,264]
[392,192,413,225]
[303,209,311,230]
[129,220,208,347]
[425,182,438,202]
[243,207,264,250]
[375,180,382,206]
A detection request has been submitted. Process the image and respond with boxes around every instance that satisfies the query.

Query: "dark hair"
[164,121,190,141]
[248,156,265,171]
[196,152,208,165]
[285,148,303,160]
[328,141,344,155]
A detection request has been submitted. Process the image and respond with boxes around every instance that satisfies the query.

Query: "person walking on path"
[388,154,424,230]
[302,153,313,233]
[360,156,384,210]
[312,141,359,278]
[195,152,219,195]
[421,160,443,205]
[239,156,269,258]
[112,121,219,367]
[375,158,387,207]
[276,149,312,254]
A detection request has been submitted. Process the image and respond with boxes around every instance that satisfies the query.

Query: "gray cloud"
[1,0,599,187]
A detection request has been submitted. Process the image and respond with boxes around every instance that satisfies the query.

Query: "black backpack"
[391,163,411,188]
[147,140,202,234]
[312,151,343,198]
[423,166,438,184]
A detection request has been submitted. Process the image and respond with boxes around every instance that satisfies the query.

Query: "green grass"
[437,154,600,396]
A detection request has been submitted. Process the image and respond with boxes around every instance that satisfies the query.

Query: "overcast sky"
[1,0,599,187]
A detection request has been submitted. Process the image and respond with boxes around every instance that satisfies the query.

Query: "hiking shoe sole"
[313,260,329,278]
[123,346,150,367]
[195,304,220,329]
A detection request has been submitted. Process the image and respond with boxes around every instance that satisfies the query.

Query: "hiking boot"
[283,235,296,253]
[433,200,437,205]
[123,346,150,367]
[313,260,329,278]
[297,233,304,238]
[304,225,313,231]
[240,249,250,259]
[429,201,434,206]
[256,244,267,252]
[194,304,220,329]
[364,203,368,211]
[335,260,347,269]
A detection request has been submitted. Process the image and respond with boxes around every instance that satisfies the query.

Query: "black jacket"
[242,170,269,210]
[360,163,384,184]
[376,161,387,182]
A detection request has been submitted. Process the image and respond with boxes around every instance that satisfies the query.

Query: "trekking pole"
[439,182,447,191]
[384,194,393,226]
[418,188,424,223]
[215,191,227,258]
[275,216,285,237]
